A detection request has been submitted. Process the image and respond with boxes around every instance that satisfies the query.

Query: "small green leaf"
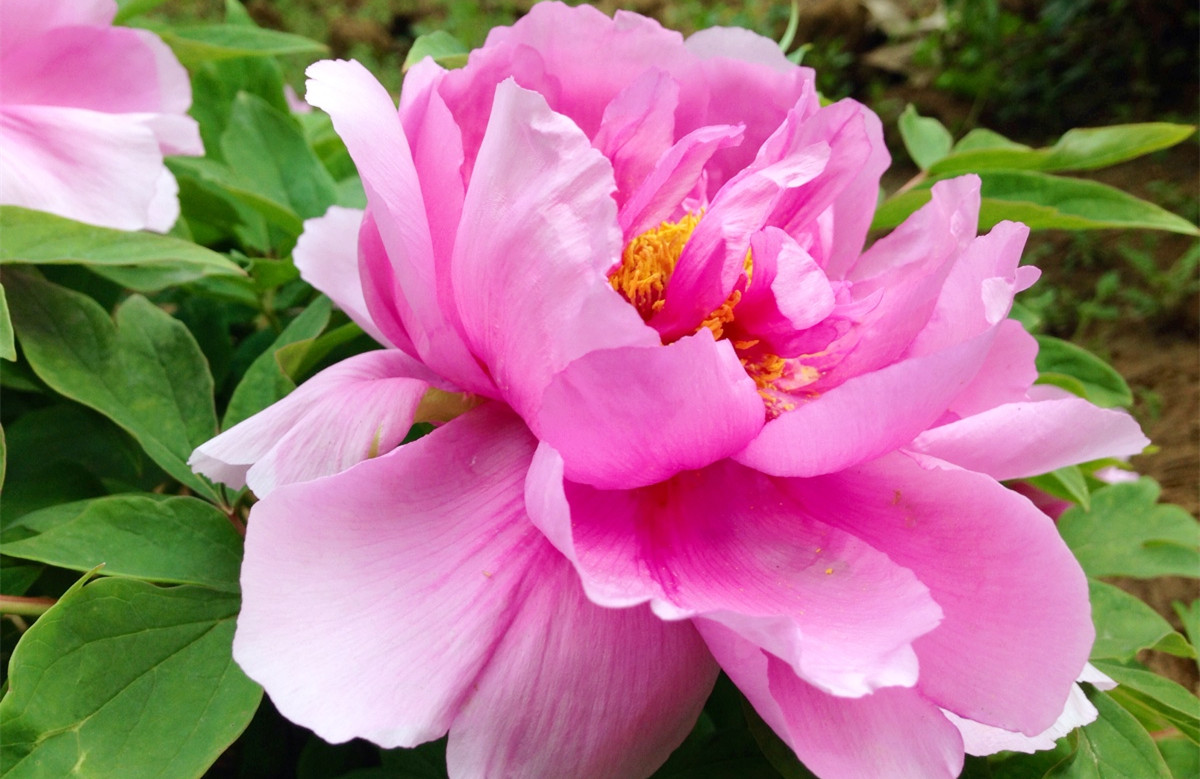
[2,495,242,592]
[156,25,326,69]
[5,271,220,501]
[0,207,244,291]
[976,171,1199,235]
[0,284,14,361]
[898,105,954,170]
[1058,479,1200,579]
[1035,335,1133,408]
[222,296,331,428]
[1089,580,1195,662]
[1091,660,1200,744]
[1045,689,1172,778]
[0,579,261,779]
[403,31,469,72]
[1025,465,1090,510]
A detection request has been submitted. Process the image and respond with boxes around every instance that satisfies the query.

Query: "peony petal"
[911,398,1149,480]
[946,682,1097,756]
[189,350,435,496]
[685,25,796,72]
[0,0,115,54]
[293,206,391,346]
[233,404,542,748]
[450,79,658,422]
[593,68,680,206]
[943,319,1039,417]
[784,452,1094,734]
[736,328,998,478]
[527,450,942,697]
[447,551,717,779]
[305,59,492,394]
[536,331,764,490]
[701,622,966,779]
[0,104,175,231]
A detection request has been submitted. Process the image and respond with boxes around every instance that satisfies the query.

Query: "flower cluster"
[191,4,1146,777]
[0,0,201,230]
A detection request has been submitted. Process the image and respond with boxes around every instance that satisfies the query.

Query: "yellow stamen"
[609,214,701,320]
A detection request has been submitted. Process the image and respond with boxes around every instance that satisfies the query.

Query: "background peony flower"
[192,4,1149,777]
[0,0,202,231]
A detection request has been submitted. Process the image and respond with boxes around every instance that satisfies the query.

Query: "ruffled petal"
[783,452,1093,735]
[450,79,658,422]
[293,206,391,346]
[701,622,965,779]
[535,332,764,490]
[233,404,541,747]
[526,449,941,696]
[911,398,1148,480]
[447,550,717,779]
[189,350,435,496]
[944,319,1039,417]
[593,68,680,206]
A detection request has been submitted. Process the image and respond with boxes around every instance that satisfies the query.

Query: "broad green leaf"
[222,296,331,428]
[188,55,290,168]
[403,30,469,72]
[5,271,220,501]
[1045,689,1172,778]
[0,579,261,779]
[1024,465,1090,510]
[2,495,242,592]
[1058,479,1200,579]
[930,123,1196,176]
[220,93,338,226]
[0,464,106,531]
[0,207,244,291]
[1091,660,1200,744]
[1089,580,1194,662]
[170,155,304,238]
[0,284,13,361]
[898,105,954,170]
[1173,600,1200,654]
[156,25,326,69]
[976,172,1199,235]
[3,404,148,492]
[1034,335,1133,408]
[1158,737,1199,779]
[0,557,41,597]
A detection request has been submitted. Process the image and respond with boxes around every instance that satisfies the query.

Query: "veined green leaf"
[1058,479,1200,579]
[0,579,261,779]
[5,271,220,501]
[2,495,242,592]
[0,207,244,291]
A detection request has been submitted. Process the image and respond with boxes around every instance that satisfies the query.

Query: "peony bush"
[1,3,1196,778]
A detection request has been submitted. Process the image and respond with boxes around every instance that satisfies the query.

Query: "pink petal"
[943,319,1039,417]
[945,682,1097,756]
[450,79,658,422]
[701,622,965,779]
[293,206,391,346]
[736,328,997,478]
[0,0,115,54]
[233,404,541,747]
[685,25,796,72]
[447,550,717,779]
[785,453,1094,735]
[189,350,435,496]
[535,332,764,490]
[0,104,177,231]
[305,59,493,394]
[593,68,679,206]
[911,398,1148,480]
[526,449,942,697]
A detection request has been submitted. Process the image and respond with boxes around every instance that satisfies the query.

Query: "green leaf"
[1045,689,1172,778]
[113,0,171,22]
[1089,580,1195,662]
[976,171,1199,235]
[1034,335,1133,408]
[3,404,148,492]
[1091,660,1200,744]
[222,296,331,428]
[0,207,244,291]
[1172,600,1200,655]
[403,30,469,72]
[0,579,261,779]
[220,93,338,225]
[871,189,931,231]
[930,123,1196,176]
[0,284,14,361]
[5,271,220,501]
[2,495,242,592]
[1058,479,1200,579]
[156,25,326,69]
[952,128,1032,153]
[1024,465,1090,510]
[1158,737,1199,779]
[898,105,954,170]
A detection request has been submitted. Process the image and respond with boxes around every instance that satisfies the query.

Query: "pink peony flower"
[0,0,202,230]
[191,4,1148,777]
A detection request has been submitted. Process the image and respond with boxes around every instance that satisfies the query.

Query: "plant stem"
[0,594,56,617]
